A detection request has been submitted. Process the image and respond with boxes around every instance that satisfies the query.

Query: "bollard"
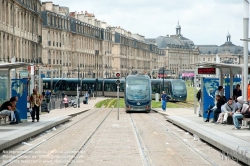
[155,93,159,102]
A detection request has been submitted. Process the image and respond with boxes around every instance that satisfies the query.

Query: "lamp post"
[78,65,80,108]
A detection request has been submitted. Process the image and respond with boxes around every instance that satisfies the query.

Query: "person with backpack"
[196,89,201,101]
[161,91,170,112]
[196,89,202,116]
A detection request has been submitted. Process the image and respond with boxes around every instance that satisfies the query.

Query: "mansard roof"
[197,42,243,55]
[146,35,195,49]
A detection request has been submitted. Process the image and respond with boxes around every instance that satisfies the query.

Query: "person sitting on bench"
[0,98,16,124]
[205,95,226,123]
[232,103,250,130]
[10,96,22,123]
[216,98,236,124]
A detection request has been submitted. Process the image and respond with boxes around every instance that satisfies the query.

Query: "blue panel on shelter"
[202,78,219,120]
[11,79,28,120]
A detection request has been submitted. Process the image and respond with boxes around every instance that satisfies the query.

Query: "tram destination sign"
[198,68,216,75]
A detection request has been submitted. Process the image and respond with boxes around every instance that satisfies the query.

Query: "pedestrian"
[30,89,42,122]
[63,95,69,108]
[161,91,167,112]
[42,91,45,97]
[233,84,242,101]
[85,91,89,104]
[196,88,202,116]
[88,88,92,100]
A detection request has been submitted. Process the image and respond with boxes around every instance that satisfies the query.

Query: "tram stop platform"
[0,97,106,151]
[152,108,250,165]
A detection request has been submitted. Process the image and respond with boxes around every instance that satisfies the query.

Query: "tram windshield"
[172,81,186,94]
[126,79,150,100]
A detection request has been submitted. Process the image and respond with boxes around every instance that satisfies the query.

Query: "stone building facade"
[108,27,165,78]
[146,22,199,77]
[41,2,112,78]
[41,2,165,79]
[197,33,244,65]
[0,0,42,76]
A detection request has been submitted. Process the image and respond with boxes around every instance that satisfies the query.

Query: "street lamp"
[78,65,80,108]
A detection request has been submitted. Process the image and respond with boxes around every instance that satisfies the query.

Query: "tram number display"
[198,68,216,75]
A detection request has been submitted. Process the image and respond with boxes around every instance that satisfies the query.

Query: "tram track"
[2,100,113,166]
[128,111,220,165]
[66,108,113,166]
[130,114,151,166]
[147,113,218,166]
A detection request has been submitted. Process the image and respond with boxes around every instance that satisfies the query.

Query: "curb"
[0,116,71,151]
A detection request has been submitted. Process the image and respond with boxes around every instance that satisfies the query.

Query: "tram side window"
[152,84,160,94]
[82,83,89,91]
[104,83,117,92]
[165,82,171,95]
[43,82,50,90]
[96,83,102,91]
[60,82,67,91]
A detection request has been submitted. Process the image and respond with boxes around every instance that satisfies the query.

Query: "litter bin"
[155,93,159,102]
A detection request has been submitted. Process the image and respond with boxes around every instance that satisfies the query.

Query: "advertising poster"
[202,78,219,120]
[11,79,28,120]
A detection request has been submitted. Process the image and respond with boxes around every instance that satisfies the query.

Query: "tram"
[124,75,152,112]
[42,77,187,101]
[151,79,187,102]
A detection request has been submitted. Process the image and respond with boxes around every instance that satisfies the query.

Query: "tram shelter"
[0,62,32,101]
[193,62,250,117]
[0,62,32,120]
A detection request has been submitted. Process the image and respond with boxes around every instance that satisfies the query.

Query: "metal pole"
[117,85,119,120]
[78,65,80,108]
[194,69,197,114]
[243,0,249,100]
[163,68,165,91]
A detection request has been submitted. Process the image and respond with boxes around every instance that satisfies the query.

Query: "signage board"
[198,68,216,75]
[20,70,28,78]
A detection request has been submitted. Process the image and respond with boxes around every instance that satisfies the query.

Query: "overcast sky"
[50,0,244,46]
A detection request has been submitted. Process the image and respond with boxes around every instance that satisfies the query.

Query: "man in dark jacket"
[205,95,226,122]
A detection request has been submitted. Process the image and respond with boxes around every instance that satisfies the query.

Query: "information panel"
[198,68,216,75]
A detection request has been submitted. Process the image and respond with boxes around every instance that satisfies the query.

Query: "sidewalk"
[153,108,250,165]
[0,97,106,151]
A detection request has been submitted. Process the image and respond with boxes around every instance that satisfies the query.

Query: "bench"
[242,118,250,129]
[0,114,9,123]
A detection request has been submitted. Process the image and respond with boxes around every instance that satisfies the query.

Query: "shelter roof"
[194,62,249,75]
[0,62,33,70]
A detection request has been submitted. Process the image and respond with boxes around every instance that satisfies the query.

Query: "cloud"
[48,0,244,46]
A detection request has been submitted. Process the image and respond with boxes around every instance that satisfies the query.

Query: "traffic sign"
[116,73,120,77]
[116,79,120,85]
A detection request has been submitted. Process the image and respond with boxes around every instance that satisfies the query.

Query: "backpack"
[166,95,170,102]
[196,89,201,101]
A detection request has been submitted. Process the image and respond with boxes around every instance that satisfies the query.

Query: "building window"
[208,58,210,61]
[203,58,205,61]
[214,58,216,61]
